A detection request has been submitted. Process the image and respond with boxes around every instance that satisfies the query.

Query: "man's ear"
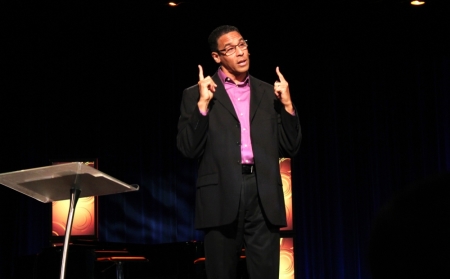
[211,52,221,64]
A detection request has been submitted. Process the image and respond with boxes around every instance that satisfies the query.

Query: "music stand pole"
[60,186,81,279]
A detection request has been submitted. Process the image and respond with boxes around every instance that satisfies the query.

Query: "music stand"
[0,162,139,279]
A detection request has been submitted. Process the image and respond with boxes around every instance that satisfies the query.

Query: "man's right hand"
[197,65,216,112]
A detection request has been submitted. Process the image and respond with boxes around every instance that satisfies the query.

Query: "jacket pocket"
[196,173,219,188]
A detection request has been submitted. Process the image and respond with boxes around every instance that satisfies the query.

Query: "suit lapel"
[212,73,238,120]
[211,73,265,122]
[250,76,264,122]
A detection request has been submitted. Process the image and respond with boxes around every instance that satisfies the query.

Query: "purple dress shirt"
[218,68,254,164]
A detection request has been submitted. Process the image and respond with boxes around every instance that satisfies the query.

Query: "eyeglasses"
[218,40,248,56]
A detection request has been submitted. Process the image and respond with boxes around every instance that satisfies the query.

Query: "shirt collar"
[218,67,249,86]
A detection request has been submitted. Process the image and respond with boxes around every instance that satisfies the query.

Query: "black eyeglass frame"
[217,40,248,56]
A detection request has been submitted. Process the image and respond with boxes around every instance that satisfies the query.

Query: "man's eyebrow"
[222,38,244,48]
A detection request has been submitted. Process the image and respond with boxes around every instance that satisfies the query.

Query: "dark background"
[1,0,449,278]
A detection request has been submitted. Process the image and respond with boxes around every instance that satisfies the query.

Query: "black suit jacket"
[177,72,301,229]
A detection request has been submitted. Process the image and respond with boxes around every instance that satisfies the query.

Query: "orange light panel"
[51,161,97,238]
[279,237,295,279]
[52,196,96,236]
[280,158,293,231]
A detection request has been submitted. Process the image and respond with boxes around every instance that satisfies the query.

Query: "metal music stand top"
[0,162,139,202]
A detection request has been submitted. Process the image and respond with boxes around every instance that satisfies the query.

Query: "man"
[177,25,301,279]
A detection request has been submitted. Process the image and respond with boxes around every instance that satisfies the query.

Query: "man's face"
[212,31,250,81]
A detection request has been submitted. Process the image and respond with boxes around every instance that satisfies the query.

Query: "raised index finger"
[198,65,204,80]
[275,66,286,82]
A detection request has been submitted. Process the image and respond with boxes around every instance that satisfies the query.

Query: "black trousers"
[204,172,281,279]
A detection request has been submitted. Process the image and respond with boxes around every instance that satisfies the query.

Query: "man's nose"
[235,46,244,56]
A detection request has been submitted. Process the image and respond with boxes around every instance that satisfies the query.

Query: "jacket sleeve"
[177,86,209,159]
[278,104,302,158]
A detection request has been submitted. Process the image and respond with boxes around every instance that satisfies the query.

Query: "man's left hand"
[274,67,294,114]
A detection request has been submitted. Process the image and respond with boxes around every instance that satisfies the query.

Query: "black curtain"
[2,1,449,278]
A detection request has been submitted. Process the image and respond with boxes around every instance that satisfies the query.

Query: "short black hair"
[208,25,241,52]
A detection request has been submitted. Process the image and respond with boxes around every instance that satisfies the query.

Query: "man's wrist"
[198,100,210,115]
[284,103,294,115]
